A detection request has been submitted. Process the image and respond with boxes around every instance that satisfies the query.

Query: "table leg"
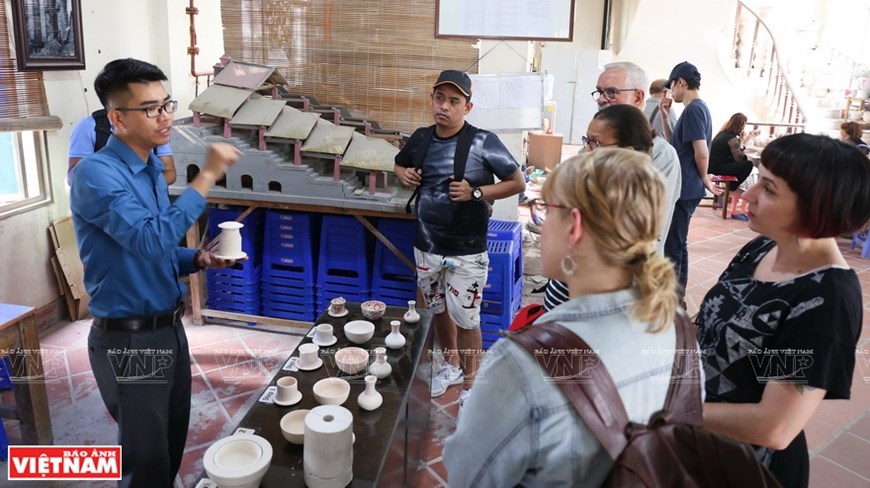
[15,316,53,444]
[187,225,204,326]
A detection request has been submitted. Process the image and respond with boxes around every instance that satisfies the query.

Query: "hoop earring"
[561,255,577,276]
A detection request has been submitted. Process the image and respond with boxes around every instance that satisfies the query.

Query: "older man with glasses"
[537,61,681,311]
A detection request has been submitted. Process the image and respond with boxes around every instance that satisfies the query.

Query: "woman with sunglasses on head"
[543,104,679,311]
[697,133,870,488]
[444,148,685,486]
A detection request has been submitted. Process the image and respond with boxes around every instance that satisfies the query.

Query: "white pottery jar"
[357,375,383,411]
[385,321,406,350]
[403,300,420,324]
[217,221,245,258]
[367,347,392,379]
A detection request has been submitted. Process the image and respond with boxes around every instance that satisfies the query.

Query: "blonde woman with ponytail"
[444,149,690,487]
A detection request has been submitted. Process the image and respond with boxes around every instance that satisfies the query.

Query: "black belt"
[92,304,184,332]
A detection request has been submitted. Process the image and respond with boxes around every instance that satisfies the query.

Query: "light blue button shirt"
[444,289,692,487]
[70,136,204,318]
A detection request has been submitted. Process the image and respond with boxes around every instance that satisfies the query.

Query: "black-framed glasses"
[528,198,569,225]
[115,100,178,118]
[581,136,620,151]
[591,87,638,102]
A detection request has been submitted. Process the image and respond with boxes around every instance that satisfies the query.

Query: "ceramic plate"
[297,357,323,371]
[312,335,337,347]
[213,251,248,260]
[327,308,349,318]
[273,391,303,407]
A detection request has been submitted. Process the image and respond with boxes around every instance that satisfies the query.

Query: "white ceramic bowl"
[344,320,375,344]
[360,300,387,320]
[334,347,369,374]
[312,377,350,405]
[204,434,272,488]
[280,409,309,445]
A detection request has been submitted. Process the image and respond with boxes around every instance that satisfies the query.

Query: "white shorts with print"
[414,248,489,330]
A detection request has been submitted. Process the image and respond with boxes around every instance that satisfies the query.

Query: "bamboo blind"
[0,0,52,127]
[221,0,479,133]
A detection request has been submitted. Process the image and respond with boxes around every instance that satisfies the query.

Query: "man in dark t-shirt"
[394,70,525,407]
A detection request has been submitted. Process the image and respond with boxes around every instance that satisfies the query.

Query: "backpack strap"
[92,109,111,152]
[508,322,630,460]
[659,311,703,426]
[404,122,477,214]
[649,106,660,125]
[507,311,700,460]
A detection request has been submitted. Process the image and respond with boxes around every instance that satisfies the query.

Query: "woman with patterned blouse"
[697,133,870,487]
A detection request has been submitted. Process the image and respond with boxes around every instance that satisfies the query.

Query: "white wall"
[0,0,223,308]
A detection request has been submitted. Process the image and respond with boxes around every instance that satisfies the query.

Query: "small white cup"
[329,297,346,315]
[314,323,334,344]
[275,376,299,404]
[298,343,320,367]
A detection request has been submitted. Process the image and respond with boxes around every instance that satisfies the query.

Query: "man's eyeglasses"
[115,100,178,118]
[591,88,638,102]
[528,198,569,225]
[581,136,620,151]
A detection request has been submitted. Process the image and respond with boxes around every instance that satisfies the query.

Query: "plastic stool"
[710,175,738,219]
[728,191,748,219]
[851,230,870,259]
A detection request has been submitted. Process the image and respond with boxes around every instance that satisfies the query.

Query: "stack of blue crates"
[261,210,319,322]
[205,207,264,315]
[370,218,417,306]
[480,219,523,349]
[316,215,371,310]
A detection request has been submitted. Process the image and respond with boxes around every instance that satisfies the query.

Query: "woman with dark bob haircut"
[696,133,870,488]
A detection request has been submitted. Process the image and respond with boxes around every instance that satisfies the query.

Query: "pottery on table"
[334,347,369,374]
[344,320,375,344]
[274,376,302,406]
[203,432,272,488]
[360,300,386,320]
[385,320,406,350]
[313,323,336,346]
[329,297,347,316]
[280,409,310,445]
[297,343,321,369]
[312,377,350,405]
[357,375,383,411]
[367,347,392,379]
[403,300,420,323]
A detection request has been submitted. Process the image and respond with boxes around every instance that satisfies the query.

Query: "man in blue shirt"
[70,58,241,487]
[660,61,719,299]
[394,70,525,409]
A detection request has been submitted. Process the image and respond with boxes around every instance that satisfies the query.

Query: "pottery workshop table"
[186,197,416,328]
[0,304,53,444]
[203,302,433,487]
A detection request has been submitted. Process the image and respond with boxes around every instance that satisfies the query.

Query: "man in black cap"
[660,61,718,299]
[394,70,525,409]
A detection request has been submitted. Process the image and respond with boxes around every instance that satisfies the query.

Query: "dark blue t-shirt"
[395,127,519,256]
[671,99,712,200]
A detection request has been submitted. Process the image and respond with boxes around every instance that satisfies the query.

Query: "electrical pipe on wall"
[186,0,213,95]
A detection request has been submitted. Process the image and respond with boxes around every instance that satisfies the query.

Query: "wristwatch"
[472,186,483,201]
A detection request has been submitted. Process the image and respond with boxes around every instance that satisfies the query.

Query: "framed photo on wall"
[11,0,85,71]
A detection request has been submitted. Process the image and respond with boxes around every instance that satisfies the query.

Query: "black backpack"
[507,313,781,487]
[92,109,112,152]
[403,121,478,213]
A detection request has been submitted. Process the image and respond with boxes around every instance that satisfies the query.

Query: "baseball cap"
[665,61,701,89]
[434,70,472,98]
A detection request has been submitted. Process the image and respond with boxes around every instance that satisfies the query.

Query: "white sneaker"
[430,363,464,398]
[458,389,471,414]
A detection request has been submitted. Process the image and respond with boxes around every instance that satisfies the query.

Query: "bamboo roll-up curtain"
[221,0,478,133]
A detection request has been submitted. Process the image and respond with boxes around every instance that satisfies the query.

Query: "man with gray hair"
[543,61,682,310]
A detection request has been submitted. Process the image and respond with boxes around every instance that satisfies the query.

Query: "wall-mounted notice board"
[436,0,574,41]
[465,73,544,132]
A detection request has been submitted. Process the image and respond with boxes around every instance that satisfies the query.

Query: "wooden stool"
[699,175,738,219]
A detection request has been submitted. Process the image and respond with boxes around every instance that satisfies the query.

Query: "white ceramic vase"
[403,300,420,323]
[367,347,392,379]
[217,221,245,258]
[385,321,406,350]
[357,375,383,411]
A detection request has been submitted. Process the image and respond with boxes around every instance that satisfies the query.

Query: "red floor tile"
[809,456,870,488]
[427,459,449,485]
[414,463,447,488]
[813,399,867,428]
[190,338,254,372]
[185,399,230,448]
[819,432,870,479]
[804,416,841,454]
[203,360,271,399]
[846,413,870,441]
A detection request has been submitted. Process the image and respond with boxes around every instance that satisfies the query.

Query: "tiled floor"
[2,145,868,487]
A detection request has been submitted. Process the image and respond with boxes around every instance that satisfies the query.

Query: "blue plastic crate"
[318,216,371,288]
[206,262,262,283]
[372,218,417,280]
[261,306,316,322]
[487,219,522,245]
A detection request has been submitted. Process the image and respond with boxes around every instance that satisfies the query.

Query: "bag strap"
[649,106,659,125]
[508,322,629,459]
[660,311,703,426]
[507,310,701,460]
[404,122,477,214]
